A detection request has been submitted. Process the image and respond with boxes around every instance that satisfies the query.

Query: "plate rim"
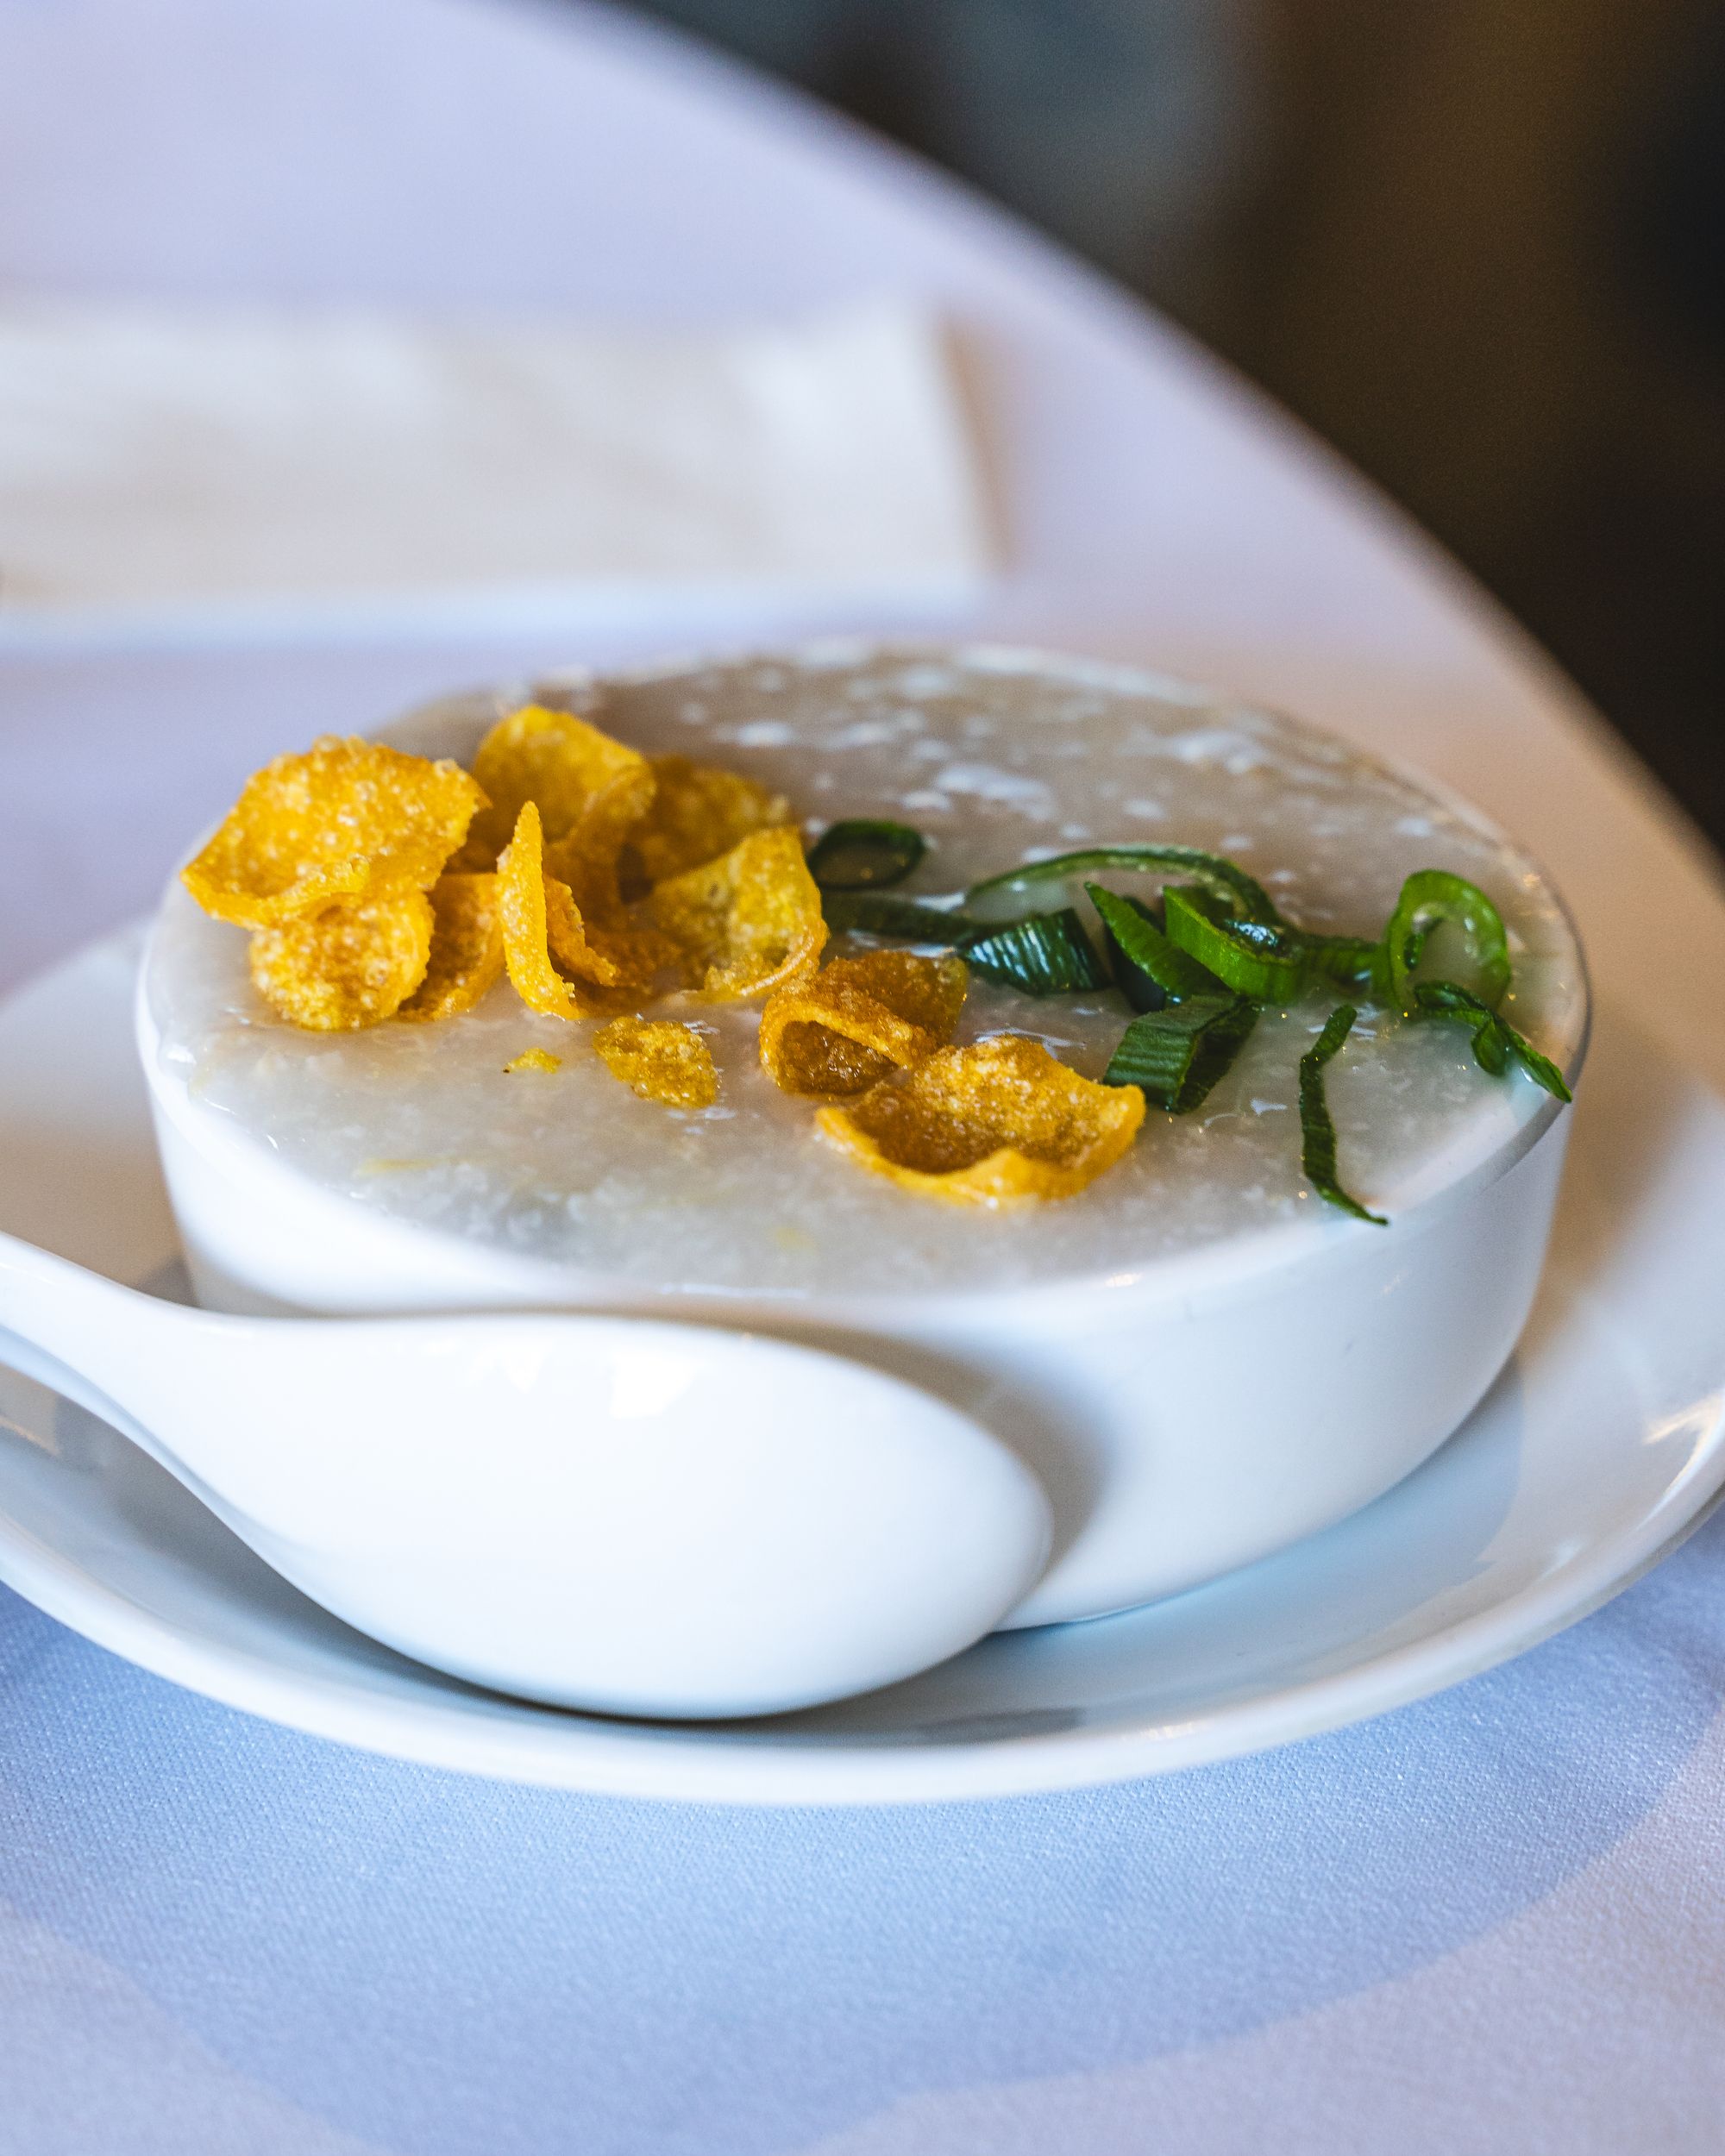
[2,927,1723,1804]
[2,1414,1722,1804]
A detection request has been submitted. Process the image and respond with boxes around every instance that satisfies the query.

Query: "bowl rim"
[140,640,1592,1319]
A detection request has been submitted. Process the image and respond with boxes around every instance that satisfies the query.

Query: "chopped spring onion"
[1086,884,1218,1009]
[822,892,976,943]
[824,890,1107,993]
[970,846,1388,1006]
[967,844,1282,924]
[806,819,926,891]
[1299,1006,1388,1225]
[1410,980,1571,1100]
[1301,933,1388,994]
[960,909,1110,994]
[1163,886,1311,1003]
[1384,870,1511,1012]
[1104,993,1262,1114]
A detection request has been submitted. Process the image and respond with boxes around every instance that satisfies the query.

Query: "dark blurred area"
[617,0,1725,848]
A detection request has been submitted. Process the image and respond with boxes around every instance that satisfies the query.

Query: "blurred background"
[609,0,1725,848]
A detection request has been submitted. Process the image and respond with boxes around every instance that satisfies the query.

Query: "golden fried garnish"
[249,888,435,1031]
[495,802,614,1020]
[624,755,791,888]
[759,950,968,1096]
[397,874,505,1023]
[645,827,826,1002]
[454,706,676,993]
[593,1017,718,1110]
[504,1048,562,1075]
[457,705,655,886]
[551,898,677,996]
[542,852,671,999]
[183,737,483,929]
[816,1034,1145,1206]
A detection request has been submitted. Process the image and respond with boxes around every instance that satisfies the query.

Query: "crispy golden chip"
[624,755,791,887]
[496,802,615,1020]
[759,950,968,1095]
[249,888,435,1031]
[397,874,505,1022]
[183,737,484,929]
[816,1034,1145,1205]
[645,827,826,1002]
[593,1017,718,1109]
[457,705,655,884]
[539,849,673,999]
[552,898,677,995]
[504,1048,562,1075]
[455,706,675,991]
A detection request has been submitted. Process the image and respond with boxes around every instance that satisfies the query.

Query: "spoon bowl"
[0,1231,1052,1717]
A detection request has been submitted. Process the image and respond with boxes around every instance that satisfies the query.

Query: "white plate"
[0,927,1722,1804]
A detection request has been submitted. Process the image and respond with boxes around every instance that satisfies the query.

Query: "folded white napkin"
[0,299,992,635]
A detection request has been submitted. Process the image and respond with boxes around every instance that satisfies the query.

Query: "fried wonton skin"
[758,950,968,1096]
[495,801,618,1021]
[455,706,679,989]
[184,737,483,929]
[249,887,435,1031]
[397,873,505,1022]
[645,827,826,1002]
[549,893,679,997]
[816,1034,1145,1205]
[593,1016,718,1109]
[457,705,655,887]
[624,755,791,888]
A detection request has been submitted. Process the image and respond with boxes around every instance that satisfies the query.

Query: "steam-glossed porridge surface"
[145,646,1585,1297]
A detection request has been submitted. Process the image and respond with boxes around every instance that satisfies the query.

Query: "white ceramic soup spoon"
[0,1230,1051,1719]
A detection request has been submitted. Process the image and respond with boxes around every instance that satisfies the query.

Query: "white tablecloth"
[3,2,1723,2150]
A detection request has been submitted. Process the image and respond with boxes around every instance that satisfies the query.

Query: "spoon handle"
[0,1229,189,1447]
[0,1229,334,1551]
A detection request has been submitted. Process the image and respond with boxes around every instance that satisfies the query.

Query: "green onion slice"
[806,819,926,891]
[1104,993,1261,1114]
[1086,884,1218,1009]
[824,891,1108,993]
[1410,980,1572,1101]
[1384,870,1511,1012]
[960,909,1110,994]
[967,844,1282,924]
[826,887,1109,994]
[1301,933,1388,994]
[1163,886,1311,1003]
[1299,1006,1388,1225]
[823,892,976,943]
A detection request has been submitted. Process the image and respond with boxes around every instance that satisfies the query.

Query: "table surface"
[3,1,1725,2150]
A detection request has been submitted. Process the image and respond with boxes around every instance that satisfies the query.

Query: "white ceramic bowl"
[139,648,1588,1629]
